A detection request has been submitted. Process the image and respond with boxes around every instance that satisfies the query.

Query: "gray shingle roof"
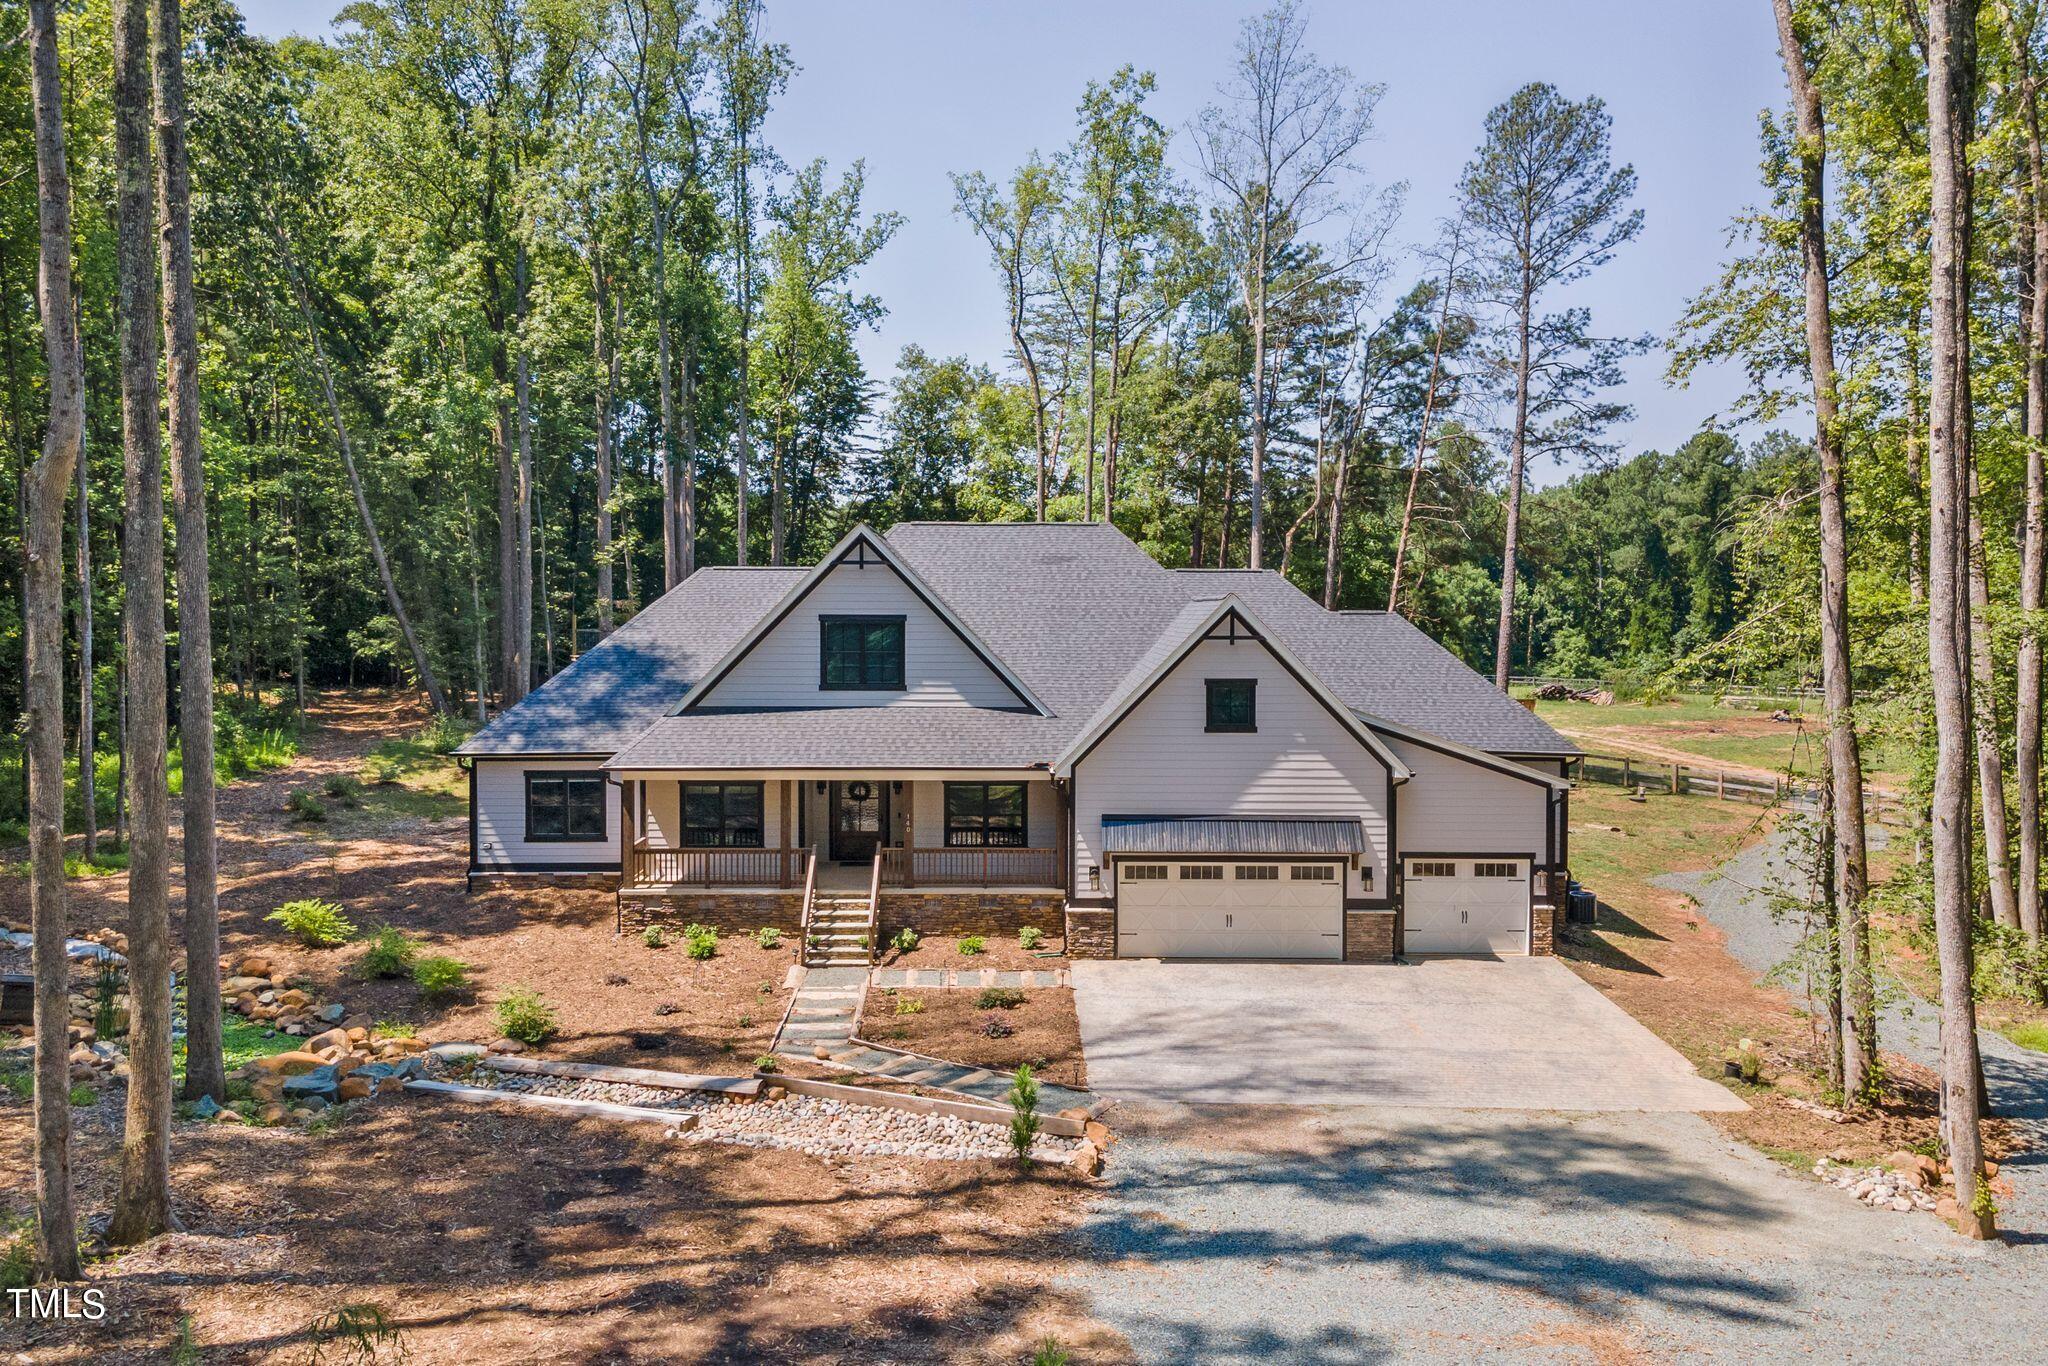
[464,520,1575,764]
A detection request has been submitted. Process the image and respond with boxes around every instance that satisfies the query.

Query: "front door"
[829,780,888,863]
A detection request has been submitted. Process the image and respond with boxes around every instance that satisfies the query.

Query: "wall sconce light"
[814,781,827,796]
[891,781,903,795]
[1361,867,1373,889]
[1088,864,1101,892]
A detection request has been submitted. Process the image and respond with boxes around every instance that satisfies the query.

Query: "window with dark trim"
[820,615,905,690]
[680,782,765,847]
[943,782,1027,847]
[1205,677,1257,732]
[526,772,607,843]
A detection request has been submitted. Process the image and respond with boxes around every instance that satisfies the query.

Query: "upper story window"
[1205,678,1257,733]
[820,615,905,690]
[526,772,607,843]
[680,782,764,848]
[944,782,1027,847]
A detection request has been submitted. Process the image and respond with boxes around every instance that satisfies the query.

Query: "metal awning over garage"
[1101,816,1367,856]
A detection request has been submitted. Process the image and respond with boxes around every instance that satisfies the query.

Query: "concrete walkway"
[1658,828,2048,1235]
[1072,958,1745,1111]
[770,966,1097,1114]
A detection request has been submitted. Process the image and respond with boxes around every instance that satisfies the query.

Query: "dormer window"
[820,615,905,690]
[1205,678,1257,733]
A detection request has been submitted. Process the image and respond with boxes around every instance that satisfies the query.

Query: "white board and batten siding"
[1385,737,1551,863]
[473,758,621,869]
[693,560,1021,709]
[1071,637,1391,899]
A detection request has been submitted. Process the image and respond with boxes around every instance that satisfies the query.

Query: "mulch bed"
[874,934,1065,974]
[0,1087,1124,1363]
[861,986,1087,1091]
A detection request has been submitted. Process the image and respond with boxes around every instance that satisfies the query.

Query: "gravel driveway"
[1069,1102,2044,1361]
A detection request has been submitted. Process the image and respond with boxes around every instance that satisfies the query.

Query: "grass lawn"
[1528,692,1909,786]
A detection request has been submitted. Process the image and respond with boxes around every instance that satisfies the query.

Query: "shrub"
[754,1055,779,1073]
[284,789,326,822]
[494,988,558,1045]
[411,955,470,999]
[323,773,364,806]
[981,1016,1014,1039]
[977,987,1026,1010]
[1007,1063,1040,1167]
[93,960,123,1038]
[1032,1339,1072,1366]
[267,898,356,947]
[362,753,405,785]
[958,935,986,956]
[684,924,718,960]
[894,995,926,1016]
[371,1019,415,1040]
[754,926,783,950]
[891,927,919,954]
[357,926,420,979]
[1019,925,1045,951]
[642,925,669,949]
[0,1218,33,1295]
[416,713,478,755]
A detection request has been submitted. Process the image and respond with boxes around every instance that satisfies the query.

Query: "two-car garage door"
[1402,857,1531,955]
[1115,860,1343,960]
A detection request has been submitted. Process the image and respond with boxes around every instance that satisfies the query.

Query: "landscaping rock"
[235,956,272,978]
[337,1077,374,1102]
[425,1042,486,1062]
[190,1094,223,1120]
[316,1003,347,1024]
[223,976,270,996]
[258,1104,290,1125]
[245,1050,328,1078]
[283,1066,340,1102]
[304,1027,351,1054]
[488,1037,528,1055]
[1070,1138,1103,1177]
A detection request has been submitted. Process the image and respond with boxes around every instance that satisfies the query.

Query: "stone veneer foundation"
[469,871,620,893]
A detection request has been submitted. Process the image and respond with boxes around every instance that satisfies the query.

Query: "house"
[454,521,1580,963]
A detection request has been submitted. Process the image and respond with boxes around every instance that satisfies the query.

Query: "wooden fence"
[1568,751,1909,826]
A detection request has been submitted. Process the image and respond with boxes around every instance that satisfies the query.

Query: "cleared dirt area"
[876,934,1065,973]
[863,986,1088,1090]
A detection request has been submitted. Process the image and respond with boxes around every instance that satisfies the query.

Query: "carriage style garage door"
[1115,860,1343,960]
[1402,856,1531,955]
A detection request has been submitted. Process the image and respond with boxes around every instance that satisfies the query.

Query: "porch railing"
[877,845,1060,889]
[626,844,806,888]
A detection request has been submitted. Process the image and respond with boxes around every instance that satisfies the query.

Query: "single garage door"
[1402,857,1530,955]
[1116,860,1343,960]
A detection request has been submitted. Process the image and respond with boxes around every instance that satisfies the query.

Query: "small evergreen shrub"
[285,790,326,822]
[1019,925,1045,951]
[1007,1063,1040,1167]
[642,925,669,949]
[754,926,783,950]
[684,924,718,960]
[416,713,478,755]
[411,955,470,999]
[494,988,558,1045]
[267,898,355,947]
[894,995,926,1016]
[958,935,986,956]
[357,926,420,979]
[363,753,405,785]
[977,987,1026,1010]
[323,773,364,807]
[754,1055,779,1073]
[891,927,919,954]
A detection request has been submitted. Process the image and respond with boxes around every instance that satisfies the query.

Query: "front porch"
[615,772,1065,895]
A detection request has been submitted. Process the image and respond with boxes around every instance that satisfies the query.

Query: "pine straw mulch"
[0,1086,1126,1363]
[860,985,1088,1091]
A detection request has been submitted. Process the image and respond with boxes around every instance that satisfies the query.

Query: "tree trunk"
[1246,236,1269,568]
[1493,283,1534,690]
[109,0,176,1243]
[76,425,95,861]
[1771,0,1875,1096]
[24,0,83,1279]
[1390,235,1461,615]
[2005,0,2048,940]
[511,243,535,695]
[493,390,519,698]
[593,260,616,636]
[734,121,752,567]
[1321,433,1350,609]
[1968,476,2020,927]
[155,0,224,1103]
[678,335,697,579]
[276,230,452,716]
[1927,0,1997,1240]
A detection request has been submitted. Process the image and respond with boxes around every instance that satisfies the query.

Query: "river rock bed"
[428,1057,1081,1164]
[1813,1156,1942,1214]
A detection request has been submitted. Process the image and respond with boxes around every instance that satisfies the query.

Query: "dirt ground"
[0,1087,1122,1363]
[1561,786,2016,1168]
[0,692,1126,1362]
[862,987,1088,1091]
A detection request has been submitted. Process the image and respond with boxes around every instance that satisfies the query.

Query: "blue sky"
[237,0,1791,484]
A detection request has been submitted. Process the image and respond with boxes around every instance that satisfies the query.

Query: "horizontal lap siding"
[1072,638,1391,899]
[695,560,1019,708]
[474,759,620,868]
[1389,738,1548,861]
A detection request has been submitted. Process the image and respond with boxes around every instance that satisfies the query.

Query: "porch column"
[779,779,793,887]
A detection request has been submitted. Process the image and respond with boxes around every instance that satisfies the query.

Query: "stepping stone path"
[770,966,1100,1115]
